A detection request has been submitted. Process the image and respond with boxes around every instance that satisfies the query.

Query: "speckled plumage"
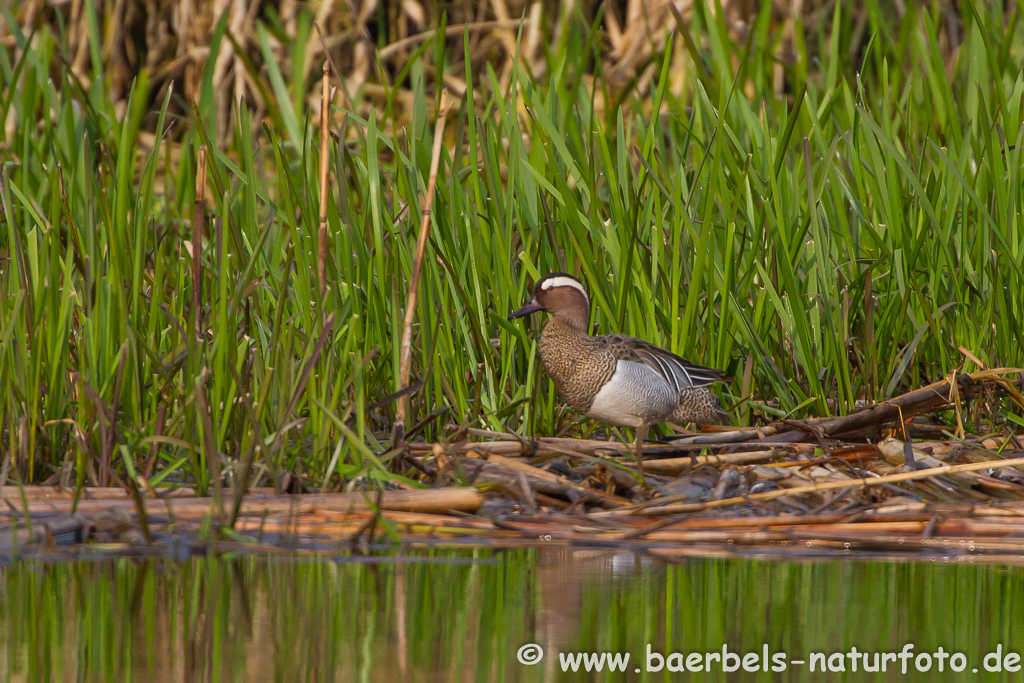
[673,388,726,424]
[510,273,731,438]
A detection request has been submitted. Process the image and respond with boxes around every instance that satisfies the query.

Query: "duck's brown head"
[509,273,590,330]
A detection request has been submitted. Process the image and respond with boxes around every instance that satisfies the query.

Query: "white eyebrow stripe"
[540,277,589,299]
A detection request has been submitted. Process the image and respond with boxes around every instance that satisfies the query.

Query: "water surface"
[1,550,1021,681]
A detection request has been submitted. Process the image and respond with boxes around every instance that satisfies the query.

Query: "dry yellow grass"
[2,0,979,144]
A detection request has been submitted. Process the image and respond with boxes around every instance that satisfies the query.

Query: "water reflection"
[0,550,1021,681]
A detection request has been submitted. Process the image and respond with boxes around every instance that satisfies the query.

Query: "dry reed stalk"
[765,445,879,469]
[318,61,330,298]
[452,426,517,439]
[377,20,532,61]
[651,370,1021,446]
[463,457,628,508]
[516,471,539,512]
[361,509,495,529]
[236,506,500,533]
[530,491,572,509]
[0,486,233,500]
[622,449,791,474]
[984,503,1024,516]
[433,441,524,455]
[788,369,1023,437]
[6,487,485,517]
[192,146,207,338]
[919,519,1024,534]
[794,521,932,534]
[25,498,294,517]
[393,91,454,442]
[490,517,1024,546]
[615,451,1024,517]
[643,530,792,544]
[424,434,813,456]
[665,427,781,444]
[485,453,575,484]
[633,512,936,530]
[251,520,495,539]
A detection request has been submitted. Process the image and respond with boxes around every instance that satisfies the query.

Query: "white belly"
[586,361,676,427]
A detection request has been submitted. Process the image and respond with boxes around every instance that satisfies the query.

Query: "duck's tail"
[672,388,732,425]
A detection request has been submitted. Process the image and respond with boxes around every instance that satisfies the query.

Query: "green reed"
[0,1,1022,487]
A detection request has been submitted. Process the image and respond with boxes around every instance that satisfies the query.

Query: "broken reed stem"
[192,147,207,338]
[394,91,453,441]
[318,61,330,298]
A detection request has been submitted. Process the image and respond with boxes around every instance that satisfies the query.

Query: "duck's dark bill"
[509,300,544,320]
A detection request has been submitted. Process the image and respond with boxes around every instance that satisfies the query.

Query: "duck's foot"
[632,424,650,480]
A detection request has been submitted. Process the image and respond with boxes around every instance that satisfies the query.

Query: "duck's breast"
[586,360,677,427]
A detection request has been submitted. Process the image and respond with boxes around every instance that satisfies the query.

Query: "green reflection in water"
[0,551,1021,681]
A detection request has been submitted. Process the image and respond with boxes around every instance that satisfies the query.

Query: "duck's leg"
[633,423,649,479]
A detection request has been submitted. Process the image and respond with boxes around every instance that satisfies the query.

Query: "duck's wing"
[599,334,730,392]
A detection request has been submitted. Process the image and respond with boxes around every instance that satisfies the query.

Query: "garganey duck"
[509,273,731,471]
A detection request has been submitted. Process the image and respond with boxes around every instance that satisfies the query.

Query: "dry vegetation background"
[3,0,974,143]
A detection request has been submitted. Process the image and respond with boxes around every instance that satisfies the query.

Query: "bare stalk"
[393,92,453,444]
[318,61,331,298]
